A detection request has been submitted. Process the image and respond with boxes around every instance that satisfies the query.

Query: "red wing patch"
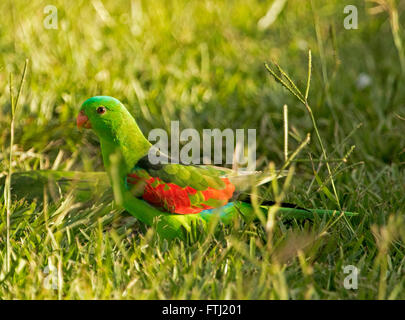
[127,173,235,214]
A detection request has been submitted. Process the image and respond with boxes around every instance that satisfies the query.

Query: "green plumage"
[148,163,225,190]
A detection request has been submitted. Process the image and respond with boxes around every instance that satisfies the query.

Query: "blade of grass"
[283,104,288,162]
[305,50,312,101]
[5,59,29,272]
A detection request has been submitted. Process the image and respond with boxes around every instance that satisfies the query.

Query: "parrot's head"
[77,96,134,141]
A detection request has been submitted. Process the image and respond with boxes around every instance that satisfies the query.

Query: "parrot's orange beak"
[77,110,91,129]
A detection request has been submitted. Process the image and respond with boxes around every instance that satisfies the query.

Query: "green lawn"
[0,0,405,299]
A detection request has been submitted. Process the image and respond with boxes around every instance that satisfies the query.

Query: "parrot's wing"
[137,154,286,191]
[200,165,287,191]
[125,153,286,214]
[126,155,235,214]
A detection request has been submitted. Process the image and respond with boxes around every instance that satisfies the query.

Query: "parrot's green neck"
[100,118,151,177]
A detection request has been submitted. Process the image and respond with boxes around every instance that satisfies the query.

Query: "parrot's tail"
[269,206,359,219]
[255,199,358,219]
[200,198,359,225]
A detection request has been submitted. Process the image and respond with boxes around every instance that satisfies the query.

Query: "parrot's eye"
[97,106,106,114]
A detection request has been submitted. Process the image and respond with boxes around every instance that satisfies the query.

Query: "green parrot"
[70,96,357,241]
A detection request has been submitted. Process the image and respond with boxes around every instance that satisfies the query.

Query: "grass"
[1,0,405,299]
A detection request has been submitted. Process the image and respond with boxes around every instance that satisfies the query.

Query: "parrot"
[71,95,357,241]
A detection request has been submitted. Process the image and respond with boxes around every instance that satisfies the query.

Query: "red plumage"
[127,173,235,214]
